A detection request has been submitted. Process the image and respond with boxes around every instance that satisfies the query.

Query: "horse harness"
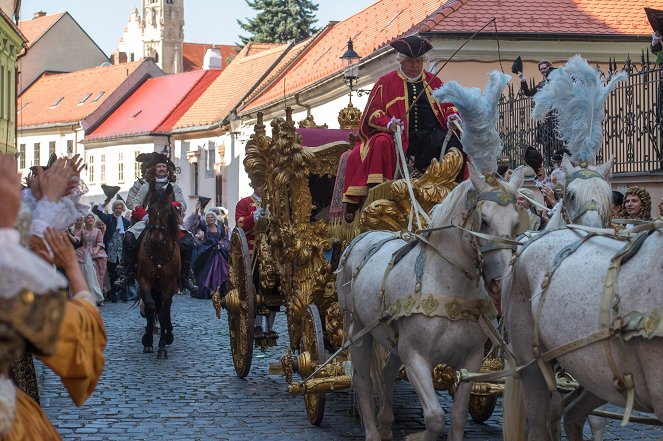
[560,167,607,225]
[144,207,177,281]
[338,186,523,348]
[461,222,663,426]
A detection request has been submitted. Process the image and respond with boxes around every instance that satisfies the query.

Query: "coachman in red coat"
[342,35,465,220]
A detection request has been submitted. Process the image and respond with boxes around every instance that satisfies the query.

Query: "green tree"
[238,0,319,45]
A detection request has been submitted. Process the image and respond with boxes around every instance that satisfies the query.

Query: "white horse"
[337,167,525,441]
[544,156,613,230]
[502,218,663,441]
[505,156,614,440]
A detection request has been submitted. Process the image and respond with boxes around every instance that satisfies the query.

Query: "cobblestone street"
[39,295,662,440]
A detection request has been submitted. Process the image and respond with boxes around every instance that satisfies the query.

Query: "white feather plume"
[531,55,627,164]
[432,71,511,174]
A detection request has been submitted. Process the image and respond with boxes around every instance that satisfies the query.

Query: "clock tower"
[142,0,184,73]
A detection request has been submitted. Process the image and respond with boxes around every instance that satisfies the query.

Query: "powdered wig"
[625,185,652,220]
[395,52,429,64]
[205,210,219,222]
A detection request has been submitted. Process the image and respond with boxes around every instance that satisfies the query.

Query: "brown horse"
[137,181,181,359]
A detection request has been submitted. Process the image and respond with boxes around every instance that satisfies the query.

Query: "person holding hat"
[115,153,195,292]
[342,34,463,222]
[92,192,130,302]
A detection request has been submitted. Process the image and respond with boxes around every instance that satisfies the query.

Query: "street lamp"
[340,38,361,92]
[229,111,241,135]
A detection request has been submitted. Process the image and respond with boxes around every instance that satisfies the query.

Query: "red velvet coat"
[343,70,459,203]
[235,194,259,253]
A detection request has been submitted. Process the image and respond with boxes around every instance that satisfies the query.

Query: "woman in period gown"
[75,214,106,305]
[189,211,229,299]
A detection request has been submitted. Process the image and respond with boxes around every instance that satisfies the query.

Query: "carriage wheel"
[468,392,498,423]
[226,227,255,378]
[301,304,326,425]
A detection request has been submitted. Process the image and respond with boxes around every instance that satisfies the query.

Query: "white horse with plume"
[501,56,655,441]
[337,72,527,441]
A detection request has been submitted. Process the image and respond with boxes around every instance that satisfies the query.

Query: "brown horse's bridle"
[144,208,177,277]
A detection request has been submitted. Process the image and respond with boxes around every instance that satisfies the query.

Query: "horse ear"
[149,180,157,195]
[595,156,613,180]
[469,165,489,193]
[508,165,525,190]
[166,183,174,196]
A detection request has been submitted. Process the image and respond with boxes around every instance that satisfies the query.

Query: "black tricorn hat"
[199,196,211,210]
[101,184,121,199]
[511,56,523,74]
[523,146,543,171]
[390,35,433,58]
[29,153,58,173]
[116,193,125,202]
[147,152,175,170]
[136,152,156,163]
[645,8,663,34]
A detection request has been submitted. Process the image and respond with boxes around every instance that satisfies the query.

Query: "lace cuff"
[31,197,85,237]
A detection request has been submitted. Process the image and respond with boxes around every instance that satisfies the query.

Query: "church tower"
[142,0,184,74]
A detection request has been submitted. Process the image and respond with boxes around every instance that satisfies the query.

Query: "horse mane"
[429,179,473,228]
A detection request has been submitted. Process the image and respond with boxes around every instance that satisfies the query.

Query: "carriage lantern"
[340,38,361,91]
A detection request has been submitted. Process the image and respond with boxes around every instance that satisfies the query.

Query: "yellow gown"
[1,298,106,441]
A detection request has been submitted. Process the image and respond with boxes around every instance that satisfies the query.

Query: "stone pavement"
[38,295,662,440]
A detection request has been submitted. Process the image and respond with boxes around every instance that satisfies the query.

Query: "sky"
[19,0,378,56]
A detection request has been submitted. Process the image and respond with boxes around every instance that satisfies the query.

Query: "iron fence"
[498,54,663,174]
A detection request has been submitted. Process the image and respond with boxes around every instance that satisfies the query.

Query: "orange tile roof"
[241,0,445,112]
[419,0,663,35]
[173,43,292,130]
[17,61,143,128]
[241,38,314,105]
[18,12,65,47]
[182,43,238,71]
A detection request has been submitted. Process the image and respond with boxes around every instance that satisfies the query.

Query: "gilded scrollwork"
[360,148,464,231]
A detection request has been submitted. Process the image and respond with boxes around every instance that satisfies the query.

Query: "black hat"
[29,153,57,173]
[523,146,543,171]
[136,152,157,163]
[511,56,523,74]
[551,153,563,163]
[645,8,663,34]
[199,196,211,210]
[101,184,121,199]
[390,35,433,58]
[116,194,125,202]
[147,152,175,170]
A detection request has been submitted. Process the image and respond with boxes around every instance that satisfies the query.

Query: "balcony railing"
[498,54,663,174]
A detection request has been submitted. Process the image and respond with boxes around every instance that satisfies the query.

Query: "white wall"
[17,126,83,176]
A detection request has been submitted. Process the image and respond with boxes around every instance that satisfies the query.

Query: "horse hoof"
[143,346,153,353]
[165,333,174,345]
[142,335,153,347]
[157,350,168,359]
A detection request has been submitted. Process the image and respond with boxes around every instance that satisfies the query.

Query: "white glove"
[447,114,462,131]
[386,117,402,132]
[518,73,526,82]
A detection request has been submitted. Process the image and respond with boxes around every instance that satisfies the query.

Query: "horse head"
[556,155,613,228]
[147,182,178,244]
[468,165,525,295]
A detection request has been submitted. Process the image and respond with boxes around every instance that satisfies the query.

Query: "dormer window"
[50,97,64,109]
[78,93,92,105]
[91,91,105,103]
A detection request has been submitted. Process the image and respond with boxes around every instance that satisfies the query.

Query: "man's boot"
[180,233,197,292]
[114,232,138,289]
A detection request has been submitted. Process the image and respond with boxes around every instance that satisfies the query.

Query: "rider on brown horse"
[114,153,197,292]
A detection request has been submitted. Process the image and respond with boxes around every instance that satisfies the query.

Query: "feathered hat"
[531,55,627,165]
[432,71,511,175]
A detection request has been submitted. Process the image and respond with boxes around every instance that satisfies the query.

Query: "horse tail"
[370,342,388,405]
[503,374,527,441]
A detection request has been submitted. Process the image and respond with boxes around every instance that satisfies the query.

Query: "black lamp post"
[340,38,361,93]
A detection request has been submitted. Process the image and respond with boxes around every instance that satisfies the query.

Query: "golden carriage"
[214,107,503,426]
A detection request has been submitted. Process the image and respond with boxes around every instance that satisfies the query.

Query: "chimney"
[203,47,222,70]
[33,11,47,19]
